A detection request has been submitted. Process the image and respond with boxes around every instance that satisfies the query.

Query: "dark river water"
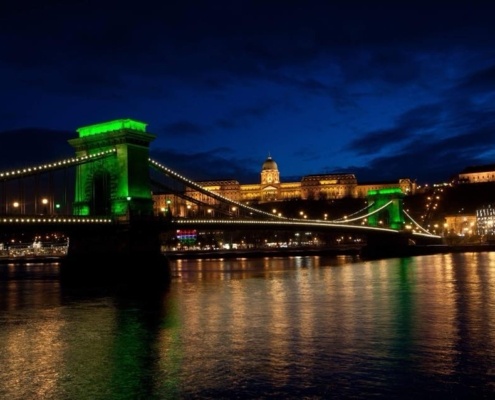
[1,252,495,399]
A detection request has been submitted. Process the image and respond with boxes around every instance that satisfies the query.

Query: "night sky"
[1,1,495,185]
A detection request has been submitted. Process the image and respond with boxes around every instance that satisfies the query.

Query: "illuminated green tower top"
[68,118,156,217]
[367,188,405,230]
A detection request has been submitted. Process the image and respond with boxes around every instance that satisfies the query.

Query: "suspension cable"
[329,201,374,222]
[403,209,434,235]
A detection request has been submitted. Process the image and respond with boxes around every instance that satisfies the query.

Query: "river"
[1,252,495,399]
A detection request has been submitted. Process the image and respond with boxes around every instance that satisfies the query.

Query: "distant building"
[153,155,416,216]
[444,214,477,236]
[476,205,495,236]
[458,164,495,183]
[185,155,416,204]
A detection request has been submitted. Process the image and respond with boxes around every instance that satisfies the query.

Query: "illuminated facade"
[444,214,477,236]
[183,155,416,204]
[152,155,416,216]
[458,164,495,183]
[476,205,495,236]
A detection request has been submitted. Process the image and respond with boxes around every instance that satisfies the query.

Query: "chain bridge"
[0,118,442,269]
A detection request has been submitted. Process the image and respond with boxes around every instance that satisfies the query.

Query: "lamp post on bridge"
[42,198,48,215]
[126,196,132,220]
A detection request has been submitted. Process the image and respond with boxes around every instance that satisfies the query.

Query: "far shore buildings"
[457,163,495,183]
[445,163,495,237]
[154,158,495,239]
[153,155,416,216]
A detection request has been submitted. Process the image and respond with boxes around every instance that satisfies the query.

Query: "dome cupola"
[262,156,278,171]
[260,154,280,185]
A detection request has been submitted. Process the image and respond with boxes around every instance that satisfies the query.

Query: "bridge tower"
[68,119,156,217]
[367,188,405,230]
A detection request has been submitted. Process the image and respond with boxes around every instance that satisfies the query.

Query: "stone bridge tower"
[367,188,405,230]
[68,118,156,217]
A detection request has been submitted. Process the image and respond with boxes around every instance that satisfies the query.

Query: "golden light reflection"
[1,282,65,399]
[3,317,64,398]
[1,254,486,397]
[266,277,291,385]
[162,253,495,390]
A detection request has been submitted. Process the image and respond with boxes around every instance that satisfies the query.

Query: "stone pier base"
[61,218,171,284]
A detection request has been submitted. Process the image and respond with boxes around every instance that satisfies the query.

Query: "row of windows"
[459,173,495,182]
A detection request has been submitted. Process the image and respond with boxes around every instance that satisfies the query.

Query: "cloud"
[458,64,495,91]
[341,123,495,183]
[346,127,410,156]
[2,1,495,186]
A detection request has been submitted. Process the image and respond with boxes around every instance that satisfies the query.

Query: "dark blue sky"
[1,1,495,184]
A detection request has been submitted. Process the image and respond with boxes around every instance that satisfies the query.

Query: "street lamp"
[42,198,48,215]
[13,201,19,215]
[126,196,132,218]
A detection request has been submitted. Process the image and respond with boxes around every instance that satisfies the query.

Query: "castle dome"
[262,155,278,171]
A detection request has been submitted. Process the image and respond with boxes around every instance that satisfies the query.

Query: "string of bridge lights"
[172,218,400,232]
[328,201,391,224]
[149,158,286,220]
[150,158,389,226]
[0,151,437,236]
[150,157,442,236]
[0,149,117,179]
[0,217,112,224]
[403,209,434,235]
[329,201,375,222]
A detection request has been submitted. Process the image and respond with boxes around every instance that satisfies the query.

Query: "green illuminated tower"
[68,119,156,217]
[367,188,405,229]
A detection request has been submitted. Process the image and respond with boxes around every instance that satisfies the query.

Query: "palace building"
[153,155,416,216]
[186,155,415,203]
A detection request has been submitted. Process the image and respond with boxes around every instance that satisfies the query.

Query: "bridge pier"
[60,218,171,284]
[360,231,414,259]
[360,230,444,259]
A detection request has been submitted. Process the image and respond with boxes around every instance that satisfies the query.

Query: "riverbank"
[2,243,495,264]
[0,255,65,264]
[164,246,362,260]
[165,243,495,260]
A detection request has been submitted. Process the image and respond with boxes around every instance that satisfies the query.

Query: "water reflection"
[0,254,495,398]
[172,254,359,282]
[166,254,495,398]
[0,262,172,400]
